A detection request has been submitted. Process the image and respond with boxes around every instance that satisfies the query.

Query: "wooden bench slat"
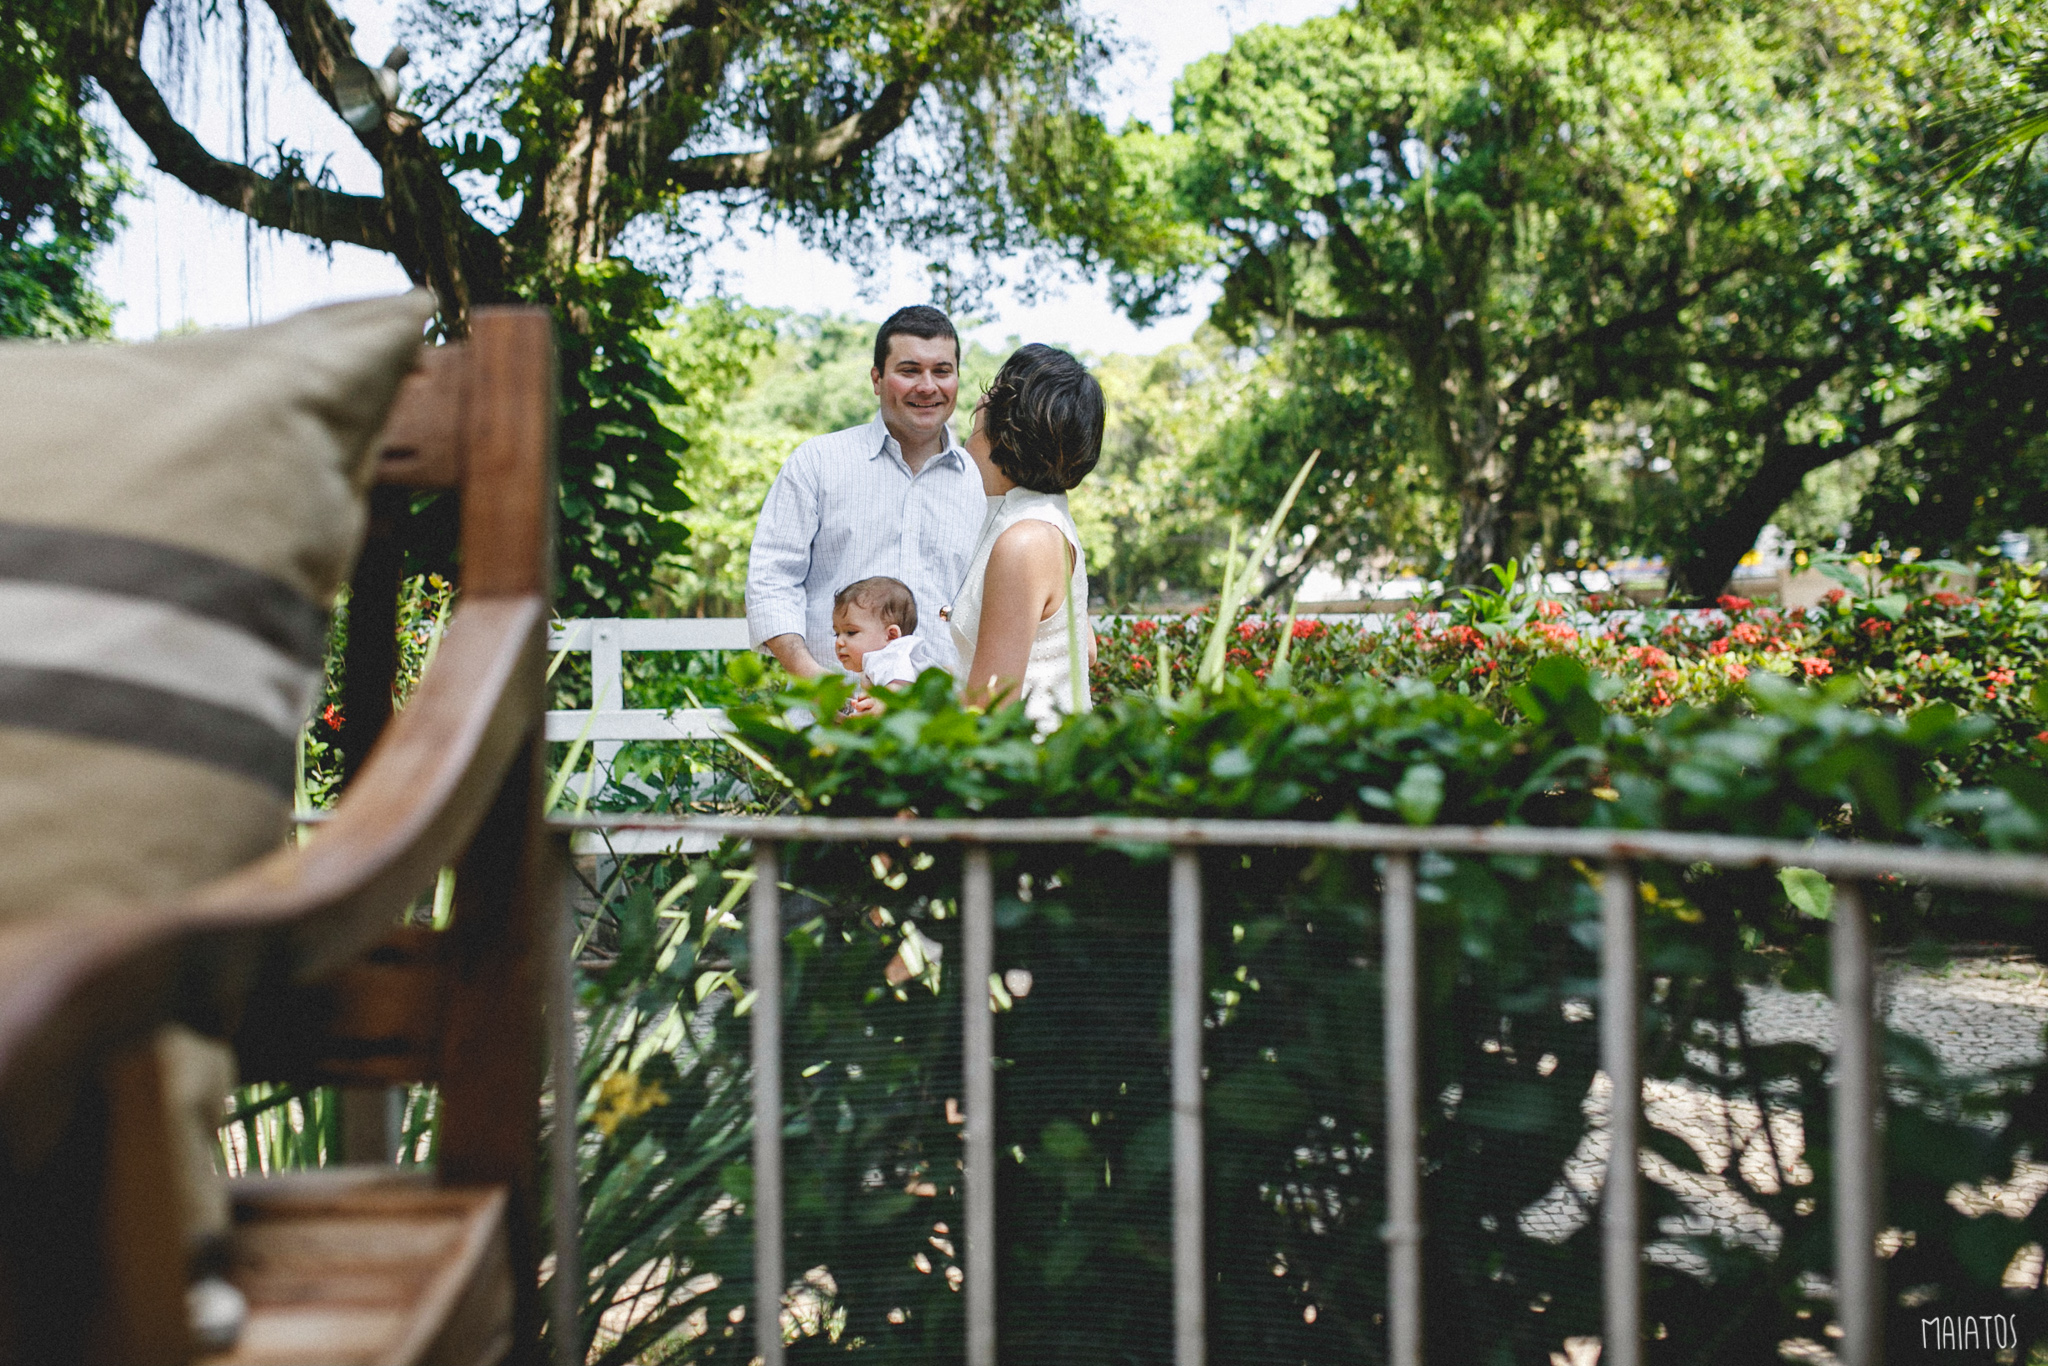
[202,1170,510,1366]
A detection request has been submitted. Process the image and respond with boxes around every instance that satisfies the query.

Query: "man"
[747,305,986,678]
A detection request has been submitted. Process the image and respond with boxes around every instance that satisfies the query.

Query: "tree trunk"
[530,3,641,289]
[1440,341,1514,585]
[1668,439,1845,603]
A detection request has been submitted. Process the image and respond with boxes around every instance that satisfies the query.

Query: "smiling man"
[746,305,987,679]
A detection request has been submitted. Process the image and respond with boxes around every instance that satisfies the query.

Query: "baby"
[832,576,947,691]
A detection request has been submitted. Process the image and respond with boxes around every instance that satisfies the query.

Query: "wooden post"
[437,737,553,1366]
[84,1041,190,1366]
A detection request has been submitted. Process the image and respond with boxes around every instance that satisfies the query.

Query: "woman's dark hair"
[978,344,1104,494]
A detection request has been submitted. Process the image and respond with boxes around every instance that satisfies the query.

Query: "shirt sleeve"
[746,447,820,650]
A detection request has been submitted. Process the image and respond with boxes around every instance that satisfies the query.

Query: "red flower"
[1132,619,1158,637]
[1130,654,1151,671]
[1237,621,1259,640]
[1292,618,1323,639]
[1716,594,1753,613]
[1536,599,1566,619]
[1822,588,1847,607]
[1650,687,1672,707]
[1730,622,1765,646]
[1859,616,1892,636]
[1723,661,1749,682]
[1626,645,1672,669]
[1800,657,1832,678]
[1708,638,1731,656]
[320,703,344,729]
[2034,731,2048,746]
[1927,591,1967,608]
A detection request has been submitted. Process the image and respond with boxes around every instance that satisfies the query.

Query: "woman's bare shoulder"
[987,517,1067,565]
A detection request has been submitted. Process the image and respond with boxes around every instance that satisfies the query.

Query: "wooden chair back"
[0,307,559,1366]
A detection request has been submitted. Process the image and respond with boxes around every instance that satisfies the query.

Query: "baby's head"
[832,576,919,672]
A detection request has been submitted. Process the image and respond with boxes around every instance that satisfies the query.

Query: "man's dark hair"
[978,343,1105,494]
[873,305,960,372]
[833,576,919,636]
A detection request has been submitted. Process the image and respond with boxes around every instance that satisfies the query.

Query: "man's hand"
[763,633,828,680]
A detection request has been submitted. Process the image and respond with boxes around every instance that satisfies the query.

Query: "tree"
[50,0,1111,607]
[0,11,123,338]
[1104,0,2048,597]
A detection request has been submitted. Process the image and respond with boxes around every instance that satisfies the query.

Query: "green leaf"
[1209,747,1255,780]
[1776,867,1834,920]
[1393,762,1445,826]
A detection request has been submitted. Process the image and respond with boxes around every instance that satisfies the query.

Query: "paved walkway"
[1525,954,2048,1364]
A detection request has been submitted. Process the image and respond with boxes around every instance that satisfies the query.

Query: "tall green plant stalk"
[1197,449,1321,690]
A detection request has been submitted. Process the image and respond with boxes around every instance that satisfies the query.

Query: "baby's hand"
[847,693,885,716]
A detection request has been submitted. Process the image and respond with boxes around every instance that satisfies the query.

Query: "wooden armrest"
[0,595,545,1165]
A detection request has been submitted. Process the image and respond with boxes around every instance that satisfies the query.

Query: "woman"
[946,343,1103,729]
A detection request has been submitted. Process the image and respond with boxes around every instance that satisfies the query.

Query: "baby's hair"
[833,576,918,635]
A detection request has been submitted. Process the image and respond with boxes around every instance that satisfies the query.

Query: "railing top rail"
[547,814,2048,896]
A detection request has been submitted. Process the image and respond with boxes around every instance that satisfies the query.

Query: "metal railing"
[552,812,2048,1366]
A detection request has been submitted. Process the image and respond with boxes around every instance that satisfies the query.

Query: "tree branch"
[85,0,390,251]
[665,74,926,192]
[661,0,972,193]
[659,0,728,33]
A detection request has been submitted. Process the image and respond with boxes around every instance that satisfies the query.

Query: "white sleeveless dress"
[945,488,1092,731]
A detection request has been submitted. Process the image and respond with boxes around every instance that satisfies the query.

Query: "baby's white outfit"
[859,633,950,689]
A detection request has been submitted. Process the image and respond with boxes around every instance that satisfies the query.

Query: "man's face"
[871,333,959,443]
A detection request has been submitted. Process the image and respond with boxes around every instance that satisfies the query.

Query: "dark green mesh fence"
[553,839,2048,1365]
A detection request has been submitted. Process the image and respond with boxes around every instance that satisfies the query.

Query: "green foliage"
[0,10,122,338]
[1087,0,2048,594]
[558,649,2047,1361]
[552,267,693,613]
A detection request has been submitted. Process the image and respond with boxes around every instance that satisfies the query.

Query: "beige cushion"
[0,291,434,922]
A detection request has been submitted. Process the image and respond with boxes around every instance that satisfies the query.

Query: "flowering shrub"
[1091,561,2048,786]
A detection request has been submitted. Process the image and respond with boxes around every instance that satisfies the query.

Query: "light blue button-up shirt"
[746,412,986,674]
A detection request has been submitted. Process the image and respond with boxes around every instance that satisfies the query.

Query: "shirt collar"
[868,411,964,469]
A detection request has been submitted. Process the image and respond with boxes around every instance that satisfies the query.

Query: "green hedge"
[559,657,2048,1363]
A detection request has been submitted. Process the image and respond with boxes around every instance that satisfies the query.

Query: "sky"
[90,0,1349,352]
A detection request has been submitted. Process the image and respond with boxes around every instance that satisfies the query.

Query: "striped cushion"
[0,292,434,922]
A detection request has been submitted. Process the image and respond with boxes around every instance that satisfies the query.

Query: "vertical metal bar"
[962,846,997,1366]
[1601,860,1640,1366]
[1170,848,1206,1366]
[1832,880,1881,1366]
[550,862,584,1366]
[751,842,784,1366]
[1381,853,1422,1366]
